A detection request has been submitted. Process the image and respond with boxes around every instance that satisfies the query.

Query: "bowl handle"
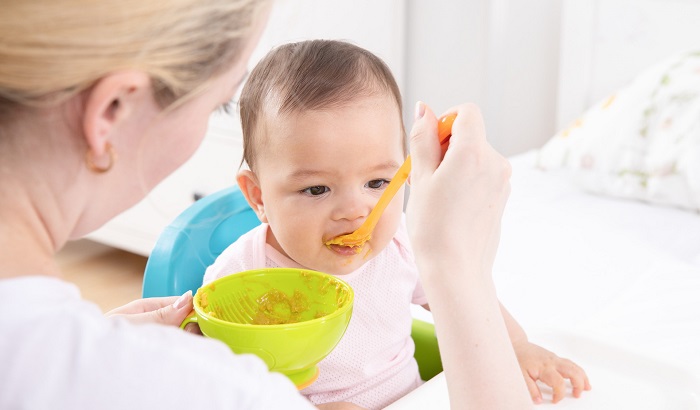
[180,310,198,330]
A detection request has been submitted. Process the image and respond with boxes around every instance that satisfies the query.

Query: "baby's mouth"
[324,233,364,255]
[327,243,363,255]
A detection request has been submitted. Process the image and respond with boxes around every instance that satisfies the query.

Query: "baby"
[204,39,590,409]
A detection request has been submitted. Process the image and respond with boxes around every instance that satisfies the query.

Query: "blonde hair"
[0,0,269,117]
[239,39,405,171]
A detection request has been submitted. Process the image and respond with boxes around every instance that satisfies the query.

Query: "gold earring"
[85,142,116,173]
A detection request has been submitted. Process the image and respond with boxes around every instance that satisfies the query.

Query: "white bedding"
[497,151,700,358]
[406,150,700,408]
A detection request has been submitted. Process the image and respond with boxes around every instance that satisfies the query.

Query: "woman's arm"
[407,102,532,410]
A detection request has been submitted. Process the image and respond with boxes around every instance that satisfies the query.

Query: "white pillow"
[537,50,700,212]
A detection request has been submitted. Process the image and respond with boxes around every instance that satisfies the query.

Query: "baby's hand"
[513,341,591,404]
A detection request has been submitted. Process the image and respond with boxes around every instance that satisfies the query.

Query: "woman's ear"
[82,71,152,157]
[237,170,268,223]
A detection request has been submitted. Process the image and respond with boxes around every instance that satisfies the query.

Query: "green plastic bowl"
[182,268,353,389]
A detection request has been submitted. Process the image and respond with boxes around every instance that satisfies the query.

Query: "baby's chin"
[296,260,358,277]
[320,246,378,276]
[290,240,387,276]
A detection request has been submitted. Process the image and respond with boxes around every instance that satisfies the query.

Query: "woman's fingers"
[444,103,487,149]
[106,291,193,327]
[407,102,510,265]
[106,295,182,315]
[408,101,439,182]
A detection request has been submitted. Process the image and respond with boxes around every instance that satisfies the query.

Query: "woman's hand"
[513,341,592,404]
[106,290,194,328]
[406,102,531,409]
[407,102,511,277]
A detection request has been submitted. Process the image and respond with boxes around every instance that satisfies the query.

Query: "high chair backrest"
[141,185,443,380]
[142,186,260,298]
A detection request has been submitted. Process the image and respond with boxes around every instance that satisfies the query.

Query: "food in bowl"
[181,268,354,389]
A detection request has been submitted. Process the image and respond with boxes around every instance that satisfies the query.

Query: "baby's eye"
[302,186,330,196]
[366,179,390,189]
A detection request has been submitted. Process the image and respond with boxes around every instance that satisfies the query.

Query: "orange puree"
[200,291,210,309]
[203,271,349,326]
[252,289,311,325]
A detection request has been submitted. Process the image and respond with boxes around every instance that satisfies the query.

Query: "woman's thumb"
[408,101,439,181]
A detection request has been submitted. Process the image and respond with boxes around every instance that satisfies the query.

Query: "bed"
[390,0,700,408]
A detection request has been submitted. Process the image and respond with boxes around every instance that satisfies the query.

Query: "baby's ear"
[237,170,267,223]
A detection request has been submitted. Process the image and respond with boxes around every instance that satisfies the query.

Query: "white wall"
[404,0,563,156]
[246,0,565,157]
[557,0,700,130]
[253,0,567,157]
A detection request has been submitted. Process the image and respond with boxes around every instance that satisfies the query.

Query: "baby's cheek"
[286,225,323,256]
[372,213,401,250]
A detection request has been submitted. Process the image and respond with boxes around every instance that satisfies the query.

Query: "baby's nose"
[332,191,372,222]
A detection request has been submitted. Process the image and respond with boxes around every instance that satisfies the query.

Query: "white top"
[0,276,314,410]
[204,216,427,409]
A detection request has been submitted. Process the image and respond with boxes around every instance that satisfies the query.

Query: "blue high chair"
[142,185,443,381]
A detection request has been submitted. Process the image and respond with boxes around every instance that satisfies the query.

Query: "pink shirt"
[204,216,427,409]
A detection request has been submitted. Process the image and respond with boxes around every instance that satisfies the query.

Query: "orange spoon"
[325,113,457,251]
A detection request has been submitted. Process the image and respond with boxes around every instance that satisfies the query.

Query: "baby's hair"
[239,39,405,171]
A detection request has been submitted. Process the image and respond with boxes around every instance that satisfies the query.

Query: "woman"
[0,0,530,409]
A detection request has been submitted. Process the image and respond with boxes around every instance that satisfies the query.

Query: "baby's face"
[254,94,405,275]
